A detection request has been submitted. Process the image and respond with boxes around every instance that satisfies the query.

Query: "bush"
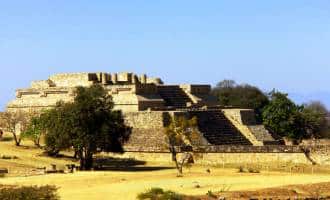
[238,166,246,173]
[137,187,184,200]
[248,167,260,173]
[0,185,59,200]
[1,155,18,160]
[238,166,260,173]
[206,190,217,198]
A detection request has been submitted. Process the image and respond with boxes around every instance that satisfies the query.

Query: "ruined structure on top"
[7,72,280,149]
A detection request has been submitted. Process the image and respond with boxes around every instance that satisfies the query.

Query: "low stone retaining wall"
[119,145,330,166]
[124,145,329,153]
[108,152,310,165]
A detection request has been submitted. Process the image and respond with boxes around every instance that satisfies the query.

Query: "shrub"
[206,190,217,198]
[137,187,184,200]
[248,167,260,173]
[1,155,18,160]
[238,166,260,173]
[217,184,231,193]
[0,185,59,200]
[238,166,246,173]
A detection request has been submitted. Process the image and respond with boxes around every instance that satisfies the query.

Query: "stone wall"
[107,152,311,165]
[8,72,218,113]
[7,88,74,113]
[223,109,277,144]
[116,145,330,165]
[180,84,211,95]
[310,145,330,165]
[124,145,305,153]
[124,111,169,148]
[222,109,256,125]
[179,84,218,106]
[31,80,54,88]
[49,73,94,87]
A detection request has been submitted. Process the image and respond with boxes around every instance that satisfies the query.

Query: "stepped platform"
[188,110,252,145]
[157,85,193,108]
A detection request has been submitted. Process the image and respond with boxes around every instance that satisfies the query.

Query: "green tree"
[165,116,199,176]
[212,80,269,122]
[302,101,329,139]
[262,91,306,143]
[41,104,73,156]
[22,114,45,147]
[42,85,131,170]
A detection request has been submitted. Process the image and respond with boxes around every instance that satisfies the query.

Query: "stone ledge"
[124,145,330,153]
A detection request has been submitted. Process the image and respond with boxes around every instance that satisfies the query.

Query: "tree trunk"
[300,146,317,165]
[12,133,21,146]
[79,149,94,170]
[84,153,94,170]
[170,146,183,176]
[34,136,41,147]
[73,149,78,159]
[79,157,85,170]
[177,152,193,177]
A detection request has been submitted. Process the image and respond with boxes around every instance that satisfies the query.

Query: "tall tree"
[262,91,306,143]
[41,85,131,170]
[165,116,199,176]
[302,101,329,139]
[212,80,269,122]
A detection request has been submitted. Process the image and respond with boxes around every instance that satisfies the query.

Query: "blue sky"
[1,1,329,110]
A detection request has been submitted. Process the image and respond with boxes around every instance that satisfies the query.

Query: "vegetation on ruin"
[212,79,269,122]
[165,116,199,176]
[38,85,132,170]
[212,80,330,142]
[302,101,329,139]
[263,91,330,143]
[262,91,306,142]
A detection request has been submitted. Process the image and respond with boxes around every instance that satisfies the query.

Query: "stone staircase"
[157,85,193,108]
[224,116,263,146]
[248,125,281,145]
[189,110,252,145]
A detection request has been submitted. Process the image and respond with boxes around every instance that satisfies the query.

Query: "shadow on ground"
[0,137,14,142]
[93,157,174,172]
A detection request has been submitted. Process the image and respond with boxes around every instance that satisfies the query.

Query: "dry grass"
[1,132,330,200]
[0,132,77,177]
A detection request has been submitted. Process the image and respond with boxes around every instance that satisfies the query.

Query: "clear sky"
[1,1,330,110]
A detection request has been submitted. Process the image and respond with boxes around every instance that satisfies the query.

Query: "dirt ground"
[196,182,330,199]
[1,132,330,200]
[2,167,330,200]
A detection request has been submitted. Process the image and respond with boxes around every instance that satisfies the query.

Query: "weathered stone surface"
[116,145,330,165]
[6,72,276,148]
[7,72,218,113]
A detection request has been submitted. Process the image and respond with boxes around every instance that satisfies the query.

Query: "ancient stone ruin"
[7,72,280,150]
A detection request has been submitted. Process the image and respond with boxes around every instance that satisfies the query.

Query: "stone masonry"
[7,72,278,148]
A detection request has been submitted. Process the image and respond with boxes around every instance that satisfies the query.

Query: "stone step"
[157,86,193,108]
[188,110,252,145]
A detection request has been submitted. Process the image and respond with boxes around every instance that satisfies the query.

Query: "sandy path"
[1,167,330,200]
